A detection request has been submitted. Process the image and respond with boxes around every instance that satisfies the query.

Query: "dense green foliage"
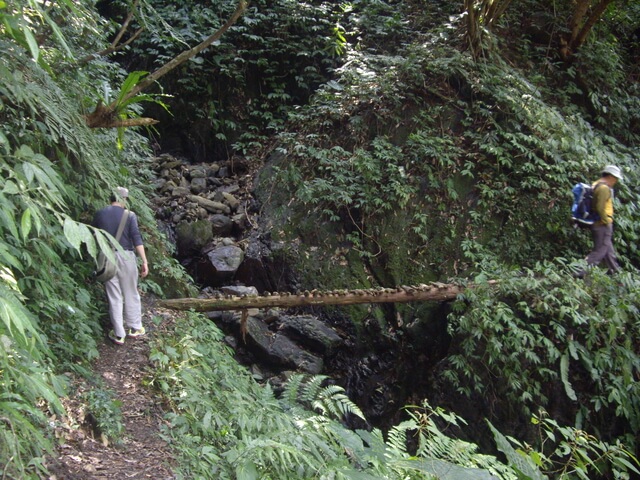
[445,263,640,455]
[249,0,640,477]
[122,0,343,159]
[150,311,520,479]
[1,0,639,478]
[0,1,187,476]
[272,33,639,272]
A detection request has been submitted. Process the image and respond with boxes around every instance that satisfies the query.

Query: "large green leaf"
[488,421,547,480]
[560,353,577,401]
[395,457,499,479]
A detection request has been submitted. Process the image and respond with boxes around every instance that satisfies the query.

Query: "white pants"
[105,250,142,337]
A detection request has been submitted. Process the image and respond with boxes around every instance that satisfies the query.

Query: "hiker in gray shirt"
[93,187,149,344]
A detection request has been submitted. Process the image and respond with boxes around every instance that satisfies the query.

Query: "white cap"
[602,165,623,180]
[115,186,129,199]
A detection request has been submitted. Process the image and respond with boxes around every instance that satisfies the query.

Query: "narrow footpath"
[48,294,178,480]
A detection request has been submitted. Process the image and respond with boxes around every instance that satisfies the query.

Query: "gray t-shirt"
[93,205,143,250]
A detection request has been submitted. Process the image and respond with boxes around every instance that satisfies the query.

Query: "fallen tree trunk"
[159,282,493,312]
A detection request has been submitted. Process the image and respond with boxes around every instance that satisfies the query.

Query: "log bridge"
[159,282,484,312]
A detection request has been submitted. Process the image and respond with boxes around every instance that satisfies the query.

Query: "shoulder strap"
[114,210,129,242]
[593,181,611,197]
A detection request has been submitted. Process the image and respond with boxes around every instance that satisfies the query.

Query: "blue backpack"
[571,182,605,227]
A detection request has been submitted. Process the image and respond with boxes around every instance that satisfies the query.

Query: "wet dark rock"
[208,309,343,377]
[279,315,343,355]
[345,352,403,425]
[210,214,233,236]
[241,316,323,374]
[233,231,296,293]
[231,213,249,234]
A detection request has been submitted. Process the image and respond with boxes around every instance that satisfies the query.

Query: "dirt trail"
[48,294,177,480]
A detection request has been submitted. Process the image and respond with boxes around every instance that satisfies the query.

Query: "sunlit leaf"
[20,208,31,240]
[63,217,82,251]
[21,23,39,62]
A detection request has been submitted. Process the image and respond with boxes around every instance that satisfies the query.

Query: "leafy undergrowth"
[46,294,177,479]
[45,291,512,480]
[41,277,640,480]
[146,306,517,479]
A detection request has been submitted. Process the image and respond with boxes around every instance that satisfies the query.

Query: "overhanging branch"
[85,0,247,129]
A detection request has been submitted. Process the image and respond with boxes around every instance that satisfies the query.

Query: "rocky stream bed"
[148,153,451,430]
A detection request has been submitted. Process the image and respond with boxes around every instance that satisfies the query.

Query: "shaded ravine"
[150,153,454,432]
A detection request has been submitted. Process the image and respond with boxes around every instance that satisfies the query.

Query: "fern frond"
[281,373,306,405]
[316,388,366,422]
[283,374,365,423]
[386,421,411,454]
[300,374,328,404]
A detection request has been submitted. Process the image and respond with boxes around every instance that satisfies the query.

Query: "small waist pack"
[95,210,129,282]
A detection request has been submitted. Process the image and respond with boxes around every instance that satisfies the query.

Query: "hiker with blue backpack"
[572,165,623,277]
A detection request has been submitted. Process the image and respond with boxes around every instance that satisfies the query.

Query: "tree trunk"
[159,282,495,312]
[563,0,615,59]
[464,0,514,59]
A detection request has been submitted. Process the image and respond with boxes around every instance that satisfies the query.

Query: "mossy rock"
[175,219,213,257]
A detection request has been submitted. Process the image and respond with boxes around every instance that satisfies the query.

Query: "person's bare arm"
[136,245,149,278]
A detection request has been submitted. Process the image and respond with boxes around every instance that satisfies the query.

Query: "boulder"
[205,245,244,283]
[188,195,231,214]
[159,180,176,194]
[175,220,213,257]
[222,192,240,211]
[207,164,221,177]
[190,177,208,194]
[242,317,323,374]
[234,232,295,292]
[189,165,207,179]
[279,315,343,354]
[221,285,258,297]
[210,213,233,236]
[171,186,191,197]
[158,158,183,170]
